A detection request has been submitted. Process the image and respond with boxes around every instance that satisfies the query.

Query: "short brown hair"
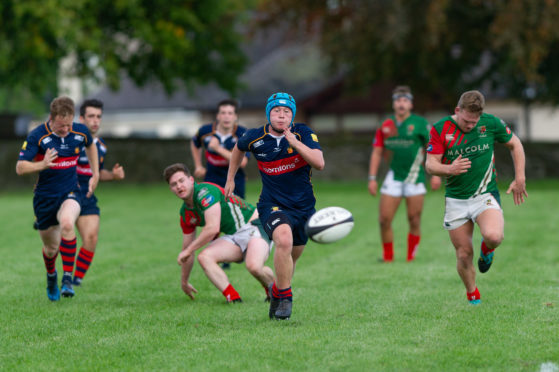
[50,96,75,118]
[163,163,191,183]
[457,90,485,114]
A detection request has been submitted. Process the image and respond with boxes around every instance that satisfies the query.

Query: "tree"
[256,0,559,105]
[0,0,254,112]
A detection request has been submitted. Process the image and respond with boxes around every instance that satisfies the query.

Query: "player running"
[368,86,441,262]
[426,90,527,305]
[224,92,325,320]
[164,163,273,303]
[16,96,99,301]
[70,99,125,286]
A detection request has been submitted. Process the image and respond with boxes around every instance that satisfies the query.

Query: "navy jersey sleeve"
[18,129,42,161]
[73,123,94,147]
[192,127,202,148]
[235,126,251,159]
[237,128,261,152]
[294,123,321,151]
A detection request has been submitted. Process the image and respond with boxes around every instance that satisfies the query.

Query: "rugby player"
[426,90,527,304]
[224,92,325,320]
[71,99,125,286]
[16,96,99,301]
[164,163,273,303]
[368,85,441,262]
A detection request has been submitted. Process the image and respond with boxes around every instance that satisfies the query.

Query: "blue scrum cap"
[266,92,296,124]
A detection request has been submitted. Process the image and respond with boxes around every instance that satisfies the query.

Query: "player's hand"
[368,180,378,196]
[448,155,471,175]
[430,176,442,191]
[194,166,206,179]
[208,136,220,152]
[506,178,528,205]
[87,174,98,198]
[181,281,198,300]
[112,163,125,180]
[177,249,192,265]
[224,179,235,199]
[42,148,58,168]
[283,127,298,146]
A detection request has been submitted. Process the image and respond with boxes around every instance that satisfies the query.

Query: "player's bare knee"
[483,232,504,248]
[245,261,260,276]
[379,216,392,230]
[85,234,98,248]
[407,213,421,229]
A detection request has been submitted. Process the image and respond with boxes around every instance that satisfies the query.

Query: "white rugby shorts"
[443,193,502,230]
[380,170,426,198]
[219,223,272,256]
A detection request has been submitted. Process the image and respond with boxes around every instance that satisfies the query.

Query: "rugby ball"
[305,207,354,244]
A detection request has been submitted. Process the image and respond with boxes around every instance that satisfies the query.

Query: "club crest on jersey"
[75,147,80,154]
[201,195,214,207]
[197,188,209,198]
[287,147,293,154]
[407,125,414,135]
[478,126,487,137]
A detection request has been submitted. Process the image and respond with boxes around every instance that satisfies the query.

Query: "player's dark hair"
[50,96,75,118]
[392,85,413,101]
[457,90,485,114]
[217,99,239,114]
[163,163,192,183]
[80,99,104,117]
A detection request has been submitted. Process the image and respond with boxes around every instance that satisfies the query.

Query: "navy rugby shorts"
[258,203,315,246]
[33,189,82,230]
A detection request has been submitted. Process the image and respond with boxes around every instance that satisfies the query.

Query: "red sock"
[481,241,494,256]
[271,282,280,298]
[222,284,241,302]
[43,249,58,274]
[383,242,393,262]
[74,247,95,279]
[407,233,420,261]
[278,286,293,301]
[59,237,77,274]
[467,287,481,301]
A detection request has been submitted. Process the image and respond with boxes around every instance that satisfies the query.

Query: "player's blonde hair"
[50,96,75,118]
[457,90,485,114]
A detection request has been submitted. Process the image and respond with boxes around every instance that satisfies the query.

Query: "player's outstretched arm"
[503,134,528,205]
[16,148,58,175]
[190,140,206,179]
[225,145,245,198]
[100,163,125,181]
[177,203,221,264]
[180,233,198,299]
[368,146,383,196]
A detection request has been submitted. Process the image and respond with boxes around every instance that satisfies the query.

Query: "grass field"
[1,179,558,371]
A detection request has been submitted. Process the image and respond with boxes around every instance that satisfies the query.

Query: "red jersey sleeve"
[427,126,445,155]
[372,127,385,148]
[180,215,196,234]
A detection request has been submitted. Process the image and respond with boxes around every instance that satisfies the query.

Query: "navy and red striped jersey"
[192,122,249,197]
[18,121,93,197]
[77,137,106,190]
[237,123,322,211]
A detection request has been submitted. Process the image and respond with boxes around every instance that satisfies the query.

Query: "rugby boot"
[268,284,280,319]
[274,298,292,320]
[478,249,494,273]
[46,271,60,301]
[60,273,75,298]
